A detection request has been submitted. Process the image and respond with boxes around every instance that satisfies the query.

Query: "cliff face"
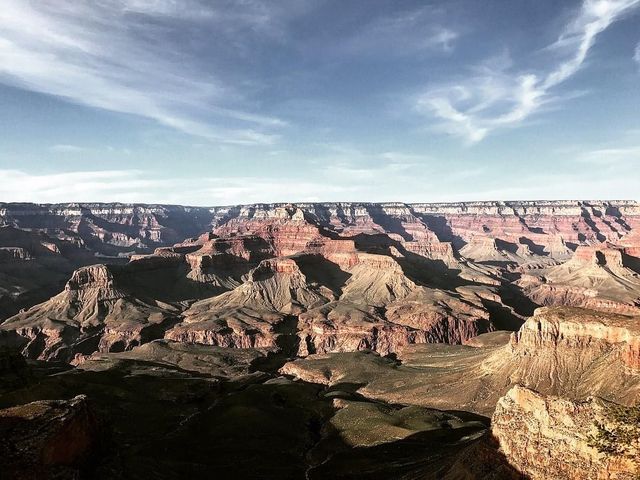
[0,395,98,479]
[492,386,639,480]
[0,203,219,256]
[2,200,639,256]
[511,307,640,371]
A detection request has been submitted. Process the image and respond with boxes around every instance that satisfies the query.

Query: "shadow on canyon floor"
[0,354,529,480]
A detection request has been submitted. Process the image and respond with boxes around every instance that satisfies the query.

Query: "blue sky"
[0,0,639,205]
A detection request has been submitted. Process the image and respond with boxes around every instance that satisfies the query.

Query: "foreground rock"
[0,395,98,479]
[0,342,519,480]
[492,386,639,479]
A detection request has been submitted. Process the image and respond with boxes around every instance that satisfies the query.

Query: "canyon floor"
[1,201,639,479]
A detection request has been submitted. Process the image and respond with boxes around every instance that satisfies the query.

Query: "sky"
[0,0,639,205]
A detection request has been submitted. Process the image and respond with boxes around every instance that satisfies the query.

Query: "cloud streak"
[49,144,86,153]
[342,7,459,57]
[0,169,357,205]
[2,164,636,205]
[416,0,640,142]
[0,0,289,144]
[576,145,640,164]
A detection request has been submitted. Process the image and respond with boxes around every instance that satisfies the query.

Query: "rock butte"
[0,201,639,478]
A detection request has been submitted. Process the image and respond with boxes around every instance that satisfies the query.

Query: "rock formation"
[0,395,98,479]
[492,386,639,479]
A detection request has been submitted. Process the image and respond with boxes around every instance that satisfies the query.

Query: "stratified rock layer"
[282,307,640,415]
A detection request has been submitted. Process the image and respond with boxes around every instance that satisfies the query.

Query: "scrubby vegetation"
[588,403,640,474]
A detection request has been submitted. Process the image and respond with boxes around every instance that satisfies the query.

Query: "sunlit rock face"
[281,307,640,417]
[492,386,639,480]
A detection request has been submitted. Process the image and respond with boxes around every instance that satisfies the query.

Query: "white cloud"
[49,144,86,153]
[635,41,640,65]
[0,0,288,145]
[0,169,357,205]
[416,0,640,142]
[576,145,640,164]
[442,173,640,202]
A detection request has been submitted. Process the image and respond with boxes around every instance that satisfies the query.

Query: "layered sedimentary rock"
[0,226,94,319]
[3,200,638,260]
[0,263,182,363]
[0,203,219,256]
[2,200,640,364]
[518,246,640,314]
[80,339,275,378]
[282,307,640,415]
[0,200,638,479]
[492,386,639,480]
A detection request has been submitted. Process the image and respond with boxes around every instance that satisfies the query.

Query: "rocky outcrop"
[164,307,286,349]
[0,395,98,479]
[297,287,495,356]
[0,263,181,363]
[511,307,640,371]
[492,386,639,480]
[80,339,275,378]
[518,246,640,315]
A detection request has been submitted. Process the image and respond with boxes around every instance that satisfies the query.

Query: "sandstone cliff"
[492,386,639,479]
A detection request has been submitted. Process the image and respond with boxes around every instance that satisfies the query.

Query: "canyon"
[1,200,639,479]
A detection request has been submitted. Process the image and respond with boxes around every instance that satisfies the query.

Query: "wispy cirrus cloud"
[3,162,635,205]
[342,7,459,57]
[0,143,476,204]
[49,144,86,153]
[635,41,640,65]
[416,0,640,142]
[576,145,640,164]
[0,0,292,145]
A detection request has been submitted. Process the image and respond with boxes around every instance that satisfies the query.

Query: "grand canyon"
[2,1,640,478]
[1,200,639,479]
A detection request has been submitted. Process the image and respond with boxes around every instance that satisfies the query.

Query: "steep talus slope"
[0,226,96,319]
[4,200,640,363]
[518,246,640,314]
[0,203,221,321]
